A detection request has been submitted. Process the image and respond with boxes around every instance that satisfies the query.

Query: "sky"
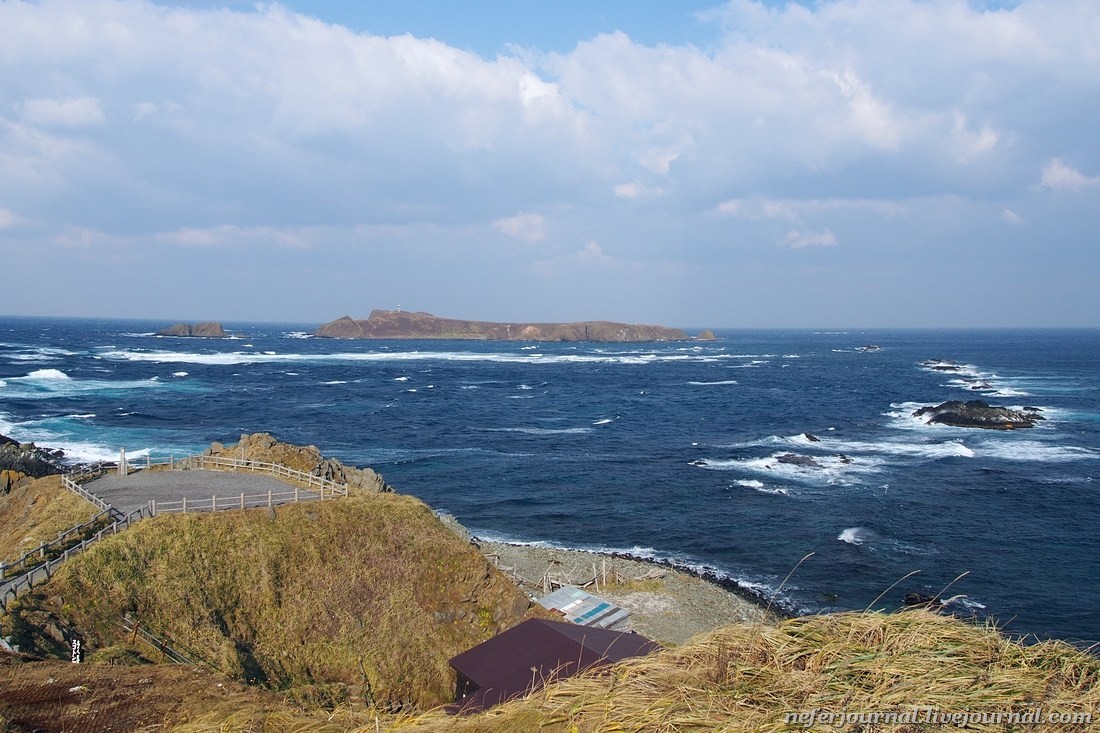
[1,0,1098,328]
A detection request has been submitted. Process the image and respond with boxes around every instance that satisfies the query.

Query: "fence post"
[183,497,187,514]
[0,563,5,581]
[150,500,156,516]
[267,490,272,508]
[240,492,245,510]
[212,495,216,512]
[294,486,299,503]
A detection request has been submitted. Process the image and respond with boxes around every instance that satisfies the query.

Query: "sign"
[70,637,83,664]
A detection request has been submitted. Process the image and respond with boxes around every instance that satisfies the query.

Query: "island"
[156,321,228,338]
[315,310,691,342]
[912,400,1044,430]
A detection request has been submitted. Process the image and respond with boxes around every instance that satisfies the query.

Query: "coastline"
[472,535,776,645]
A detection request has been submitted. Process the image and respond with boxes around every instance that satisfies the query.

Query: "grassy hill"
[0,475,100,563]
[6,491,537,711]
[165,609,1099,733]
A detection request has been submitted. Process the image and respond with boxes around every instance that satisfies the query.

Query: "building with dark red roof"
[447,618,660,714]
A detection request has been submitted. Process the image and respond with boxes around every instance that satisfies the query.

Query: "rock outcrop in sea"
[912,400,1044,430]
[156,321,228,338]
[0,433,66,491]
[315,310,690,342]
[184,432,393,493]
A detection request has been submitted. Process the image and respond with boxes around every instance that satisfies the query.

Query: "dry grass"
[0,475,100,563]
[157,610,1100,733]
[8,492,535,711]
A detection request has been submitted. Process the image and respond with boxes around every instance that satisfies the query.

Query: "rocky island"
[156,321,228,338]
[912,400,1044,430]
[315,310,691,342]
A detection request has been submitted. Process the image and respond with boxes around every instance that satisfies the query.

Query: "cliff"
[315,310,689,342]
[156,322,228,338]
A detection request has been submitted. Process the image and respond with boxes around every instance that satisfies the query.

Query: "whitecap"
[974,439,1098,462]
[838,527,873,545]
[172,371,188,377]
[394,376,410,382]
[322,380,348,385]
[687,379,738,386]
[697,452,882,486]
[24,368,71,381]
[592,418,614,425]
[485,426,592,435]
[734,479,789,496]
[285,331,313,339]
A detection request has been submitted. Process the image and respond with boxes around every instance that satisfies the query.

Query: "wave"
[97,347,756,367]
[687,379,738,386]
[394,376,410,382]
[734,479,789,496]
[696,452,883,486]
[592,418,614,425]
[974,439,1098,463]
[470,530,793,608]
[484,426,593,436]
[322,380,348,385]
[838,527,874,545]
[2,368,170,398]
[172,371,188,377]
[285,331,313,339]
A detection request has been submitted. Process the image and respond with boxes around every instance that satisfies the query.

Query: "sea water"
[1,317,1097,644]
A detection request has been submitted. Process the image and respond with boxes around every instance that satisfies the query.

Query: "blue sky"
[1,0,1096,327]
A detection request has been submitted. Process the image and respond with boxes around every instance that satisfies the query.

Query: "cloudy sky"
[1,0,1097,327]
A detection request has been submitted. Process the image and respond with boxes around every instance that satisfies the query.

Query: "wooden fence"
[0,506,150,612]
[0,454,350,611]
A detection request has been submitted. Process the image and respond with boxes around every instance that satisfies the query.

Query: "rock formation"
[187,432,392,493]
[156,322,228,338]
[912,400,1044,430]
[0,433,66,486]
[314,310,689,342]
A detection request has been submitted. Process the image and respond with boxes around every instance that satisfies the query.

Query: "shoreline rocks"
[912,400,1044,430]
[0,433,66,488]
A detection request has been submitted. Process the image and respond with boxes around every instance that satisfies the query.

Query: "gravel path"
[85,469,316,515]
[478,539,773,646]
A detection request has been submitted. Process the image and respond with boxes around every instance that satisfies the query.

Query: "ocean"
[1,317,1097,644]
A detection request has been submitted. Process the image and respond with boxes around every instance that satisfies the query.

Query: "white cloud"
[716,197,907,220]
[0,208,14,229]
[493,212,546,242]
[21,97,106,128]
[1001,208,1023,225]
[1040,158,1100,191]
[613,182,665,199]
[783,229,838,249]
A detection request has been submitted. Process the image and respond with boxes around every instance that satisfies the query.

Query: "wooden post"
[182,497,187,514]
[268,490,272,508]
[119,448,127,476]
[294,486,299,503]
[39,541,47,559]
[150,500,156,516]
[212,495,217,512]
[240,492,245,510]
[146,453,151,469]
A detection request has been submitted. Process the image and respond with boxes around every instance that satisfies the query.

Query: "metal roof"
[537,585,631,629]
[448,618,659,714]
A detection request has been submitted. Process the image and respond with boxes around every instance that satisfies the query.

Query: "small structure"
[448,618,659,714]
[537,585,630,629]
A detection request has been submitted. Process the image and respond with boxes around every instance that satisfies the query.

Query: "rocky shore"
[156,322,228,338]
[473,538,773,645]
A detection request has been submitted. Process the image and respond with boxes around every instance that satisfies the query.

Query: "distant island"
[156,321,228,338]
[315,310,693,342]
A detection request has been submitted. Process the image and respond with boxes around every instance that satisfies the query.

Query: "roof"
[537,585,631,628]
[448,618,659,714]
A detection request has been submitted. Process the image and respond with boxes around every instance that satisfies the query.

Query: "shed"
[448,618,659,714]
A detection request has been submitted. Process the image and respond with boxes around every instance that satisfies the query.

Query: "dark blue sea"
[2,317,1097,644]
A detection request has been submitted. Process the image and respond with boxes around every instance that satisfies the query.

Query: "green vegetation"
[8,491,534,710]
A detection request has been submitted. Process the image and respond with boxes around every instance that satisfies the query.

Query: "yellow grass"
[9,492,535,711]
[0,475,100,563]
